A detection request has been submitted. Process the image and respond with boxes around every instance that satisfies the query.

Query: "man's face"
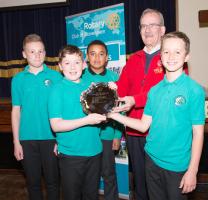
[140,12,165,49]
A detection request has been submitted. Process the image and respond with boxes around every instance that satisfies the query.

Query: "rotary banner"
[65,3,126,75]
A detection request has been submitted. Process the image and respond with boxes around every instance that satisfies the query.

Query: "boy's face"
[22,41,45,69]
[59,53,84,83]
[87,44,108,74]
[161,38,189,73]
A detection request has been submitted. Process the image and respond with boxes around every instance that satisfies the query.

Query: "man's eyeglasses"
[139,23,161,30]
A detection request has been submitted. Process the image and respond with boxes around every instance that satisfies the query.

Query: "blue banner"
[66,3,126,74]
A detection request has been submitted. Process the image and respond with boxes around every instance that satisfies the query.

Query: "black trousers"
[127,135,149,200]
[145,154,187,200]
[21,140,60,200]
[58,153,101,200]
[101,140,119,200]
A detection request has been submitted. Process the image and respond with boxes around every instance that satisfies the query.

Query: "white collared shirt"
[143,44,161,54]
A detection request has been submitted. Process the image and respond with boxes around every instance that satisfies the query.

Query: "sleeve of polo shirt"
[48,86,63,119]
[11,76,22,106]
[189,86,205,125]
[144,90,153,117]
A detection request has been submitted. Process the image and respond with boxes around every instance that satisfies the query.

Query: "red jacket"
[117,50,165,136]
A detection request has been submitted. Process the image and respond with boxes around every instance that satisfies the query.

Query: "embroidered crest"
[174,95,186,106]
[154,66,163,74]
[44,79,51,86]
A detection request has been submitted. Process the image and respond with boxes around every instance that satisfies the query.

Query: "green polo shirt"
[11,64,62,140]
[48,77,102,156]
[144,73,205,172]
[82,67,123,140]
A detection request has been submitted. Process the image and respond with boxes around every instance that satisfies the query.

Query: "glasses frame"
[139,23,162,31]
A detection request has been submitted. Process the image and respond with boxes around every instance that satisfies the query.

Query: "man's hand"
[108,81,118,90]
[114,96,135,112]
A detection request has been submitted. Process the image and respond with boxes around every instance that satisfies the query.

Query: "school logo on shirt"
[44,79,52,86]
[174,95,186,106]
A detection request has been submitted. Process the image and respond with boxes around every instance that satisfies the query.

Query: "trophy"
[80,82,118,114]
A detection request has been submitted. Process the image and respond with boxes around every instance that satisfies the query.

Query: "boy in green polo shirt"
[11,34,62,200]
[48,45,106,200]
[82,40,123,200]
[108,31,205,200]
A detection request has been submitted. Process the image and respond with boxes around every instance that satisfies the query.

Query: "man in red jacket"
[116,8,166,200]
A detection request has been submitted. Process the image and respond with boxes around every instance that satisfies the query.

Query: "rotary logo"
[174,95,186,106]
[106,13,120,30]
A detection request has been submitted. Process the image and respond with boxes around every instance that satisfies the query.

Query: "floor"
[0,169,208,200]
[0,169,116,200]
[1,132,207,200]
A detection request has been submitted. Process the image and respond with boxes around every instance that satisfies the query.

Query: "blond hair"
[23,34,44,50]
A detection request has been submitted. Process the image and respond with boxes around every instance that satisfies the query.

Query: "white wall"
[177,0,208,90]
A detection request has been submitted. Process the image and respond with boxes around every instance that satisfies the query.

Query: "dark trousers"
[58,153,101,200]
[127,135,149,200]
[101,140,119,200]
[145,154,187,200]
[21,140,60,200]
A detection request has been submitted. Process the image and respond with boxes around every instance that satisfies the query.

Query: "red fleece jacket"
[117,50,165,136]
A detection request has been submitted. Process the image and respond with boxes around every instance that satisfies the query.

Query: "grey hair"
[140,8,164,26]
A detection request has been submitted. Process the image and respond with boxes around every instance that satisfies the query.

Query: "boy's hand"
[112,139,120,150]
[107,112,121,120]
[14,142,24,161]
[53,143,58,156]
[86,113,106,124]
[113,96,135,112]
[179,170,197,193]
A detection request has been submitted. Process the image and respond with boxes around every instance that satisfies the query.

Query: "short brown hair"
[161,31,190,55]
[58,45,83,63]
[23,34,44,50]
